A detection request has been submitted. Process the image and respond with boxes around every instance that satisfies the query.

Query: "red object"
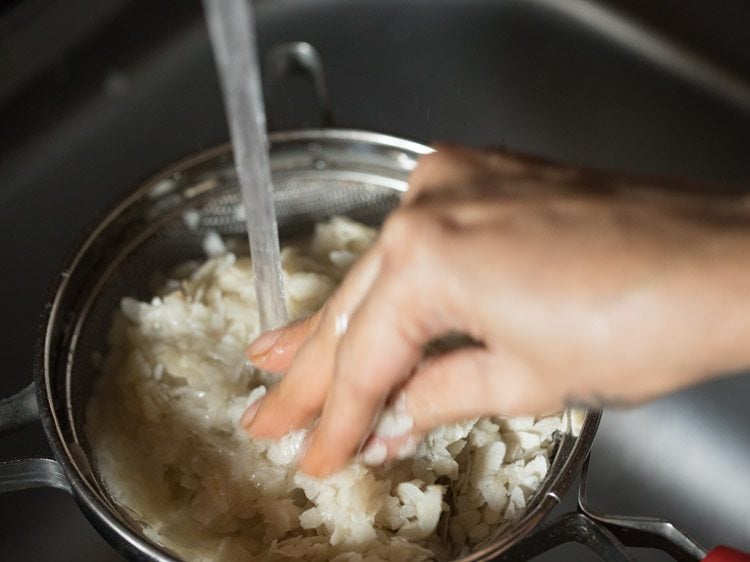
[703,546,750,562]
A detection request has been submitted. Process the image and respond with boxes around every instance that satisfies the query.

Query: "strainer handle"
[0,458,71,494]
[0,382,39,436]
[577,454,707,560]
[265,41,334,128]
[0,383,72,494]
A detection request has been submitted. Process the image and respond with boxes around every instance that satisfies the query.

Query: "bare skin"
[241,146,750,478]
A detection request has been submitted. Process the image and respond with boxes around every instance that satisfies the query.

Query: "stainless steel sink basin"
[1,1,748,560]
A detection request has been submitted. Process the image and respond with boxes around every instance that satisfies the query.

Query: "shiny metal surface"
[2,0,750,560]
[0,458,71,495]
[4,131,594,561]
[577,457,706,561]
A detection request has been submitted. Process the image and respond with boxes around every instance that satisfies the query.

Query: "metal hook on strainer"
[265,41,334,129]
[492,451,707,561]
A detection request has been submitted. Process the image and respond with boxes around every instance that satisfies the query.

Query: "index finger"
[297,282,421,476]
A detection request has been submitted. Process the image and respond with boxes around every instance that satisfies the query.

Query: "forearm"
[582,191,750,402]
[680,214,750,381]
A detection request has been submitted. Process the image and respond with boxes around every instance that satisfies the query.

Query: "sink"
[1,1,748,559]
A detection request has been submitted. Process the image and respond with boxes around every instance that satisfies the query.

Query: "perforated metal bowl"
[0,129,598,561]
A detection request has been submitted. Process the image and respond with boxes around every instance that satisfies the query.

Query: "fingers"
[361,347,560,466]
[247,314,321,373]
[243,248,384,439]
[405,145,583,208]
[297,275,434,476]
[359,390,422,466]
[405,147,495,206]
[295,211,459,476]
[403,348,556,431]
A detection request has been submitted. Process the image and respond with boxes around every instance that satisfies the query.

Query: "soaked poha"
[86,217,572,561]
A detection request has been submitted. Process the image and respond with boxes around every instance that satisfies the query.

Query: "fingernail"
[334,313,348,337]
[393,391,408,414]
[247,329,282,360]
[294,434,311,465]
[361,438,388,466]
[394,435,421,460]
[297,435,319,476]
[298,432,342,478]
[240,398,263,429]
[373,392,413,439]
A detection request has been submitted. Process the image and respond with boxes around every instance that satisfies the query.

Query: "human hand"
[242,145,750,477]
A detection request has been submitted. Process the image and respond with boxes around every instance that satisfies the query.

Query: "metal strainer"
[0,129,598,561]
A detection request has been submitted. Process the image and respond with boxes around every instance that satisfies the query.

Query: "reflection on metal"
[494,453,707,561]
[578,455,707,561]
[0,384,69,496]
[530,0,750,114]
[265,41,334,127]
[495,511,636,561]
[0,458,70,494]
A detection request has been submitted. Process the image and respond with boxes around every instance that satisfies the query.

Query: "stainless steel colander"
[0,129,598,561]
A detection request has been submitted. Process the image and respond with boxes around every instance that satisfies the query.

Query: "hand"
[242,145,750,477]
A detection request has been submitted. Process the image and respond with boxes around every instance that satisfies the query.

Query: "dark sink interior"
[1,1,749,560]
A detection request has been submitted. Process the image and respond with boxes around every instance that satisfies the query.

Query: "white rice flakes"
[86,216,567,562]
